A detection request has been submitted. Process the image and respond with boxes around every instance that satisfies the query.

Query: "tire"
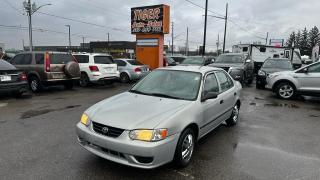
[240,73,246,85]
[226,103,240,127]
[79,73,90,87]
[29,76,43,92]
[120,73,130,83]
[275,82,296,99]
[174,128,195,168]
[64,81,74,90]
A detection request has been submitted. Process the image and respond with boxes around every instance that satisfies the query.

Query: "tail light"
[89,65,99,72]
[45,52,50,72]
[134,67,142,73]
[20,72,27,81]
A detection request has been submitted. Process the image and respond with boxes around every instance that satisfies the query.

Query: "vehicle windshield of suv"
[94,56,114,64]
[180,57,204,65]
[215,54,244,64]
[262,59,293,69]
[127,60,143,65]
[51,54,74,64]
[130,70,201,101]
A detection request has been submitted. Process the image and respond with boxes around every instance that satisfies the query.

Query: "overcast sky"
[1,0,320,51]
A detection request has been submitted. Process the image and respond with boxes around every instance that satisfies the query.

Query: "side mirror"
[201,92,218,102]
[302,67,308,73]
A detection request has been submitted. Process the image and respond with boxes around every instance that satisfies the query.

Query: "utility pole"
[168,41,171,54]
[23,1,51,52]
[171,22,174,55]
[265,32,269,45]
[186,27,189,56]
[107,33,110,54]
[82,36,85,50]
[216,34,220,55]
[22,39,25,51]
[65,25,71,51]
[202,0,209,57]
[222,3,228,53]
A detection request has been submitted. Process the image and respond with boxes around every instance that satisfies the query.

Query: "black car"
[0,59,29,97]
[256,58,293,89]
[180,56,213,66]
[210,53,254,84]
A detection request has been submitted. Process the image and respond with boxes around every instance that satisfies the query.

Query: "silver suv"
[266,61,320,99]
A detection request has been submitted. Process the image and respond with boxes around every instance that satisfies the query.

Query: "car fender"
[27,71,41,80]
[272,74,298,91]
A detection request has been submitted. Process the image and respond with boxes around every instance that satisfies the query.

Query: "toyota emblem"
[102,127,109,134]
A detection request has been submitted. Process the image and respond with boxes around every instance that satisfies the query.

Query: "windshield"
[215,54,244,63]
[94,56,114,64]
[128,60,143,65]
[181,57,204,65]
[130,70,202,101]
[262,59,293,69]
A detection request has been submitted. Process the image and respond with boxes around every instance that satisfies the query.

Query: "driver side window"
[308,63,320,73]
[203,73,219,94]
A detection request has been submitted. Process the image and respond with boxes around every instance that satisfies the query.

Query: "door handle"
[220,100,224,104]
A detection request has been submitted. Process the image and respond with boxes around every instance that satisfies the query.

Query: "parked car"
[256,58,294,89]
[210,53,254,84]
[0,59,28,97]
[180,56,213,66]
[166,56,187,64]
[266,61,320,99]
[73,53,119,87]
[76,66,242,169]
[114,59,149,83]
[163,56,177,66]
[10,51,80,92]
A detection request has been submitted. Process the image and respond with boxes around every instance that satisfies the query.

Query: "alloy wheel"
[181,134,194,162]
[279,84,294,99]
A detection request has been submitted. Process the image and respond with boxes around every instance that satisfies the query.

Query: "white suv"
[73,53,120,87]
[266,61,320,99]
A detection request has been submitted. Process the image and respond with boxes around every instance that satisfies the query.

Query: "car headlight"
[129,129,168,142]
[258,70,266,76]
[80,113,90,126]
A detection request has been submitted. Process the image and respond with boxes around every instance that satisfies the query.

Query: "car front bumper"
[76,123,179,169]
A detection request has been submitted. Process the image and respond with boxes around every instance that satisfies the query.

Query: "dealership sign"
[131,5,170,34]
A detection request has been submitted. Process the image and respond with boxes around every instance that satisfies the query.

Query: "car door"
[11,53,32,73]
[215,71,237,120]
[200,72,224,134]
[295,62,320,92]
[115,60,127,72]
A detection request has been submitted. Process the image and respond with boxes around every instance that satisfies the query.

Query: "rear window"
[51,54,73,64]
[73,55,89,63]
[128,60,143,65]
[94,56,114,64]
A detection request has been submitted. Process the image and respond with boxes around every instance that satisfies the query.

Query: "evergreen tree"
[286,31,295,47]
[308,26,319,49]
[295,30,301,48]
[300,27,309,56]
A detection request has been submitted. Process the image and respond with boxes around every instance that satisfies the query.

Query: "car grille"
[92,121,125,138]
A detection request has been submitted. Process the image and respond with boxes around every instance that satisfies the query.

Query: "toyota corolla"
[76,66,242,169]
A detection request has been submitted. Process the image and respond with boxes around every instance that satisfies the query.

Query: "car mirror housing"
[201,92,218,102]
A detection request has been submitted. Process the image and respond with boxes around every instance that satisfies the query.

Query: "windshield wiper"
[148,93,185,100]
[129,89,148,95]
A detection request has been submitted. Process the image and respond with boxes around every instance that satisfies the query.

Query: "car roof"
[18,51,70,54]
[158,65,222,74]
[114,58,135,61]
[72,52,111,56]
[220,53,244,56]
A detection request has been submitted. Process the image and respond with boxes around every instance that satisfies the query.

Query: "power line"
[2,0,23,14]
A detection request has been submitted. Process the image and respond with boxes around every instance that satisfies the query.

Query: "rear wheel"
[79,73,90,87]
[226,104,240,126]
[174,128,195,168]
[120,73,130,83]
[29,76,43,92]
[64,81,74,90]
[276,82,296,99]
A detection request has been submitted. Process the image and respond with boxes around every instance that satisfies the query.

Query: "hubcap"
[181,134,194,162]
[31,80,38,91]
[232,105,239,122]
[279,85,293,98]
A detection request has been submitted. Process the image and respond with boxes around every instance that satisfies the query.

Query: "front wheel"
[276,82,296,99]
[226,104,240,126]
[174,128,195,168]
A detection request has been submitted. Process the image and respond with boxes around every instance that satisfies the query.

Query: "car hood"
[261,68,293,74]
[210,63,244,69]
[85,92,191,130]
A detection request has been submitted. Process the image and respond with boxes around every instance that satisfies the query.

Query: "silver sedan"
[76,66,242,169]
[114,59,149,83]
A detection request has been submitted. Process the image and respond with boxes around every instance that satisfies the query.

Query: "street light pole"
[23,1,51,52]
[222,3,228,53]
[65,25,71,51]
[202,0,208,57]
[107,33,110,54]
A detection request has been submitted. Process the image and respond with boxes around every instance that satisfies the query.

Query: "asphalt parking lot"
[0,83,320,180]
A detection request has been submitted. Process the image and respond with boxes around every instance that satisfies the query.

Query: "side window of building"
[35,54,44,64]
[10,54,24,65]
[22,54,32,64]
[203,73,219,94]
[115,60,126,66]
[216,71,233,92]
